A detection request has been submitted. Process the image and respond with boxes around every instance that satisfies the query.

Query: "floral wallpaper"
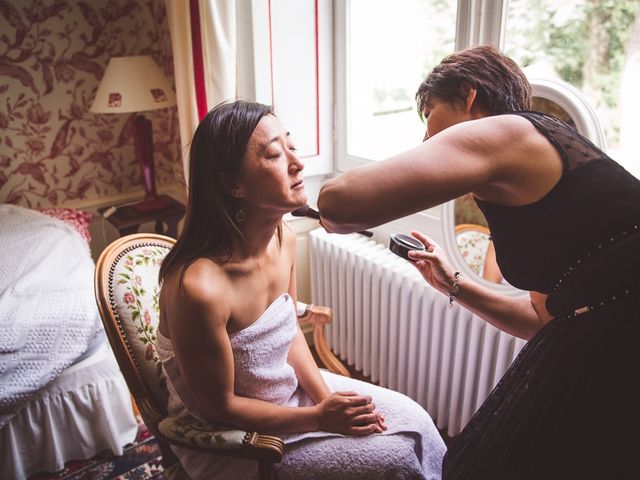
[0,0,183,208]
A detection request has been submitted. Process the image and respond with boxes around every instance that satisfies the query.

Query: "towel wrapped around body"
[156,293,446,479]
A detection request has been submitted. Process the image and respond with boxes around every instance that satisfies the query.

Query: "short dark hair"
[416,45,531,118]
[159,100,275,283]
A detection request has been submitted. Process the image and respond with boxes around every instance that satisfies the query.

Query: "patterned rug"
[29,423,165,480]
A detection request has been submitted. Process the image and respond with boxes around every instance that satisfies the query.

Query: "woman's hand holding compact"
[407,231,459,296]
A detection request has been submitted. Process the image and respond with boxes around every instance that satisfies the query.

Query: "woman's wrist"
[448,271,461,308]
[315,388,331,404]
[310,404,322,431]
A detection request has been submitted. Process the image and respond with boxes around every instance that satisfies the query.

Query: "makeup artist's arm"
[408,231,551,340]
[318,115,553,234]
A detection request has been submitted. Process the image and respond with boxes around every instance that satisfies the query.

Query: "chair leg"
[130,395,141,418]
[157,437,181,470]
[257,460,276,480]
[313,325,350,377]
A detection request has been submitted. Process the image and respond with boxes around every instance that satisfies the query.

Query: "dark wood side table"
[99,195,186,238]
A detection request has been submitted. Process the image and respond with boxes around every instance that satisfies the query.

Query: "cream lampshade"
[90,55,177,212]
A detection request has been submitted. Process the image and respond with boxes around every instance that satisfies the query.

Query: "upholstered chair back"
[95,234,174,428]
[455,223,491,276]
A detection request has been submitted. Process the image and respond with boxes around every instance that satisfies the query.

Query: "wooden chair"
[454,223,492,277]
[94,233,349,480]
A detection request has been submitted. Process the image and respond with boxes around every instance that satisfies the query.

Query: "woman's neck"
[235,214,282,259]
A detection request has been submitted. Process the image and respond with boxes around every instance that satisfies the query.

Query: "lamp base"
[132,195,172,213]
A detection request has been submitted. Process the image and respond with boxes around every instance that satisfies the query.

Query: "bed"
[0,204,138,479]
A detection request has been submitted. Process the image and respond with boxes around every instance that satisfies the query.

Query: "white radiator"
[309,229,527,436]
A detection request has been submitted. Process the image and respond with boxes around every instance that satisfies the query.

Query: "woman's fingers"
[349,424,383,435]
[377,413,388,430]
[328,392,387,435]
[335,391,370,402]
[407,249,434,261]
[349,412,379,426]
[411,230,438,251]
[347,403,376,416]
[334,390,359,397]
[332,391,373,409]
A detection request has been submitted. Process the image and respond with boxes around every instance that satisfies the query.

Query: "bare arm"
[283,225,332,404]
[318,120,497,233]
[409,231,549,340]
[482,241,504,284]
[168,261,381,435]
[445,274,547,340]
[281,225,385,431]
[318,115,562,234]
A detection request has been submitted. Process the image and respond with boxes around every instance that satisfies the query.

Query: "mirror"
[444,78,606,291]
[452,194,502,283]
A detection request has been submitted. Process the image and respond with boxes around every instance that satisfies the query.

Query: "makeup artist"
[318,45,640,479]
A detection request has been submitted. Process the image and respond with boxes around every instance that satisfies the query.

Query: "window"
[336,0,640,178]
[336,0,458,165]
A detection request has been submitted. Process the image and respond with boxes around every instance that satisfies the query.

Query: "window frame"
[333,0,608,172]
[334,0,476,174]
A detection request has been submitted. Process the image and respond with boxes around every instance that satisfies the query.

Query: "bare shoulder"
[479,113,562,161]
[441,114,557,171]
[443,114,544,151]
[179,258,231,319]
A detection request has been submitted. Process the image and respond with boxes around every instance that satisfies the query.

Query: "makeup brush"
[291,205,373,238]
[291,204,321,220]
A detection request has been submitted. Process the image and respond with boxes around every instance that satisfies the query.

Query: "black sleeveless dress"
[442,112,640,480]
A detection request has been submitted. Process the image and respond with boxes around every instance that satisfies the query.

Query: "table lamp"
[90,55,177,212]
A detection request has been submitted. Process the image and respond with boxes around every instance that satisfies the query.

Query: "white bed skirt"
[1,341,139,479]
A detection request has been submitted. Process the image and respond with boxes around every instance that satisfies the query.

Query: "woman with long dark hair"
[157,100,446,479]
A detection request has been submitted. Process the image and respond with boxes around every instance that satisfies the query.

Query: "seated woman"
[157,100,446,480]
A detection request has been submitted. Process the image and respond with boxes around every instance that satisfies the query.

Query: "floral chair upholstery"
[455,223,491,276]
[94,233,348,480]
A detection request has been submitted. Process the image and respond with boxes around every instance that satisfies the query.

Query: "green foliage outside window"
[504,0,640,149]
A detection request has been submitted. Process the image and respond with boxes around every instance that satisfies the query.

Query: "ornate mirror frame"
[442,77,606,296]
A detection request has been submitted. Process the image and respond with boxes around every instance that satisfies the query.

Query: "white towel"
[158,293,445,479]
[229,293,301,405]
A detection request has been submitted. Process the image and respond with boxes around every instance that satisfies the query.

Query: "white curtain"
[200,1,237,109]
[164,0,237,185]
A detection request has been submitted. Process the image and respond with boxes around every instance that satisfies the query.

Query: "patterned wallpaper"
[0,0,183,208]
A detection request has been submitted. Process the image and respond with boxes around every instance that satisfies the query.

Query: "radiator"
[309,229,527,436]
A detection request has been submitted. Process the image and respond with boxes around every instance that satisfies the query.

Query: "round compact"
[389,233,425,260]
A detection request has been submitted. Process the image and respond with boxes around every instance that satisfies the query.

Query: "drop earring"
[235,208,246,224]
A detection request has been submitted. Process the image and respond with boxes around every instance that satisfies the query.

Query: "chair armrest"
[296,302,331,325]
[296,302,350,377]
[158,415,283,464]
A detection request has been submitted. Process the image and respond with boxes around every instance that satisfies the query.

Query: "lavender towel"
[157,293,445,479]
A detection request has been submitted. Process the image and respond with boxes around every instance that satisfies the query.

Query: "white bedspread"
[0,204,103,428]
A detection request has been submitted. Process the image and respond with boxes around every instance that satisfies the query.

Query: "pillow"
[37,207,93,244]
